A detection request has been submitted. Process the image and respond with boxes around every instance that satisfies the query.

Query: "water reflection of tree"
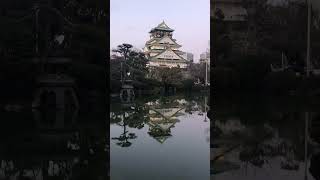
[110,102,150,147]
[217,119,303,169]
[110,102,149,129]
[111,113,137,147]
[0,107,108,180]
[213,97,320,179]
[310,152,320,180]
[213,108,320,174]
[126,104,149,129]
[183,96,209,115]
[111,95,210,145]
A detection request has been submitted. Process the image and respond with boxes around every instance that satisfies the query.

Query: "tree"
[110,43,150,92]
[111,43,148,80]
[254,1,308,66]
[212,9,233,63]
[188,63,206,83]
[0,0,107,101]
[112,43,133,61]
[152,67,182,92]
[214,8,225,20]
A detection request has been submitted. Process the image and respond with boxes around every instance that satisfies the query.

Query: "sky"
[110,0,210,62]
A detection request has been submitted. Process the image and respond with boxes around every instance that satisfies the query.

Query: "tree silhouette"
[111,113,137,147]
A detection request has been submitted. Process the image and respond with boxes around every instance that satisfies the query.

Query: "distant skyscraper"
[200,52,207,60]
[187,53,194,63]
[182,52,194,63]
[200,42,210,65]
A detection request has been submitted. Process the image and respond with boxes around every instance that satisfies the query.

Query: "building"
[200,43,210,65]
[181,52,194,63]
[187,53,194,62]
[199,53,210,65]
[200,52,208,61]
[144,21,188,68]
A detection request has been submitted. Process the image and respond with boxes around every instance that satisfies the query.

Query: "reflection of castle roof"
[148,121,176,131]
[152,135,171,144]
[147,122,173,144]
[147,113,177,144]
[149,107,184,119]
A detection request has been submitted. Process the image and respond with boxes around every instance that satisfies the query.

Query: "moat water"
[212,96,320,180]
[110,94,210,180]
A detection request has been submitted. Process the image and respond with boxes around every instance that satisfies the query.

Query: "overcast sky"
[110,0,210,62]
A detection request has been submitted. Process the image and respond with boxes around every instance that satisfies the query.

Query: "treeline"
[110,43,209,95]
[212,0,320,95]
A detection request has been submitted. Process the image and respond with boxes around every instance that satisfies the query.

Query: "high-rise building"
[187,53,194,63]
[200,42,210,65]
[181,52,194,63]
[200,52,207,61]
[144,21,188,68]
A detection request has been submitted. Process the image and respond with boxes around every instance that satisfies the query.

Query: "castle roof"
[149,21,174,33]
[146,36,181,48]
[151,47,187,62]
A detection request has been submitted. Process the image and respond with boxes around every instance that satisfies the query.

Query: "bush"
[181,79,194,91]
[214,54,275,93]
[110,80,121,94]
[263,71,300,94]
[70,62,106,92]
[233,55,271,91]
[298,76,320,94]
[212,67,238,92]
[0,61,36,102]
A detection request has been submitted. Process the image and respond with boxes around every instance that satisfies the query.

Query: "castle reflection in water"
[110,95,210,180]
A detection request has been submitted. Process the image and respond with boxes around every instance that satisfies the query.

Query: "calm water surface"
[110,95,210,180]
[212,96,320,180]
[0,108,107,180]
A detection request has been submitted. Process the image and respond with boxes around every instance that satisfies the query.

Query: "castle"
[143,21,188,68]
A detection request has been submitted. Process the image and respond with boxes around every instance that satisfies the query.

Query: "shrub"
[181,79,194,91]
[263,71,300,94]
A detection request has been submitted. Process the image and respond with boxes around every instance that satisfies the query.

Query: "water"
[0,108,107,180]
[212,96,320,180]
[110,94,210,180]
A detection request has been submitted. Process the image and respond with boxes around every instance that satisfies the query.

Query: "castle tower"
[144,21,188,68]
